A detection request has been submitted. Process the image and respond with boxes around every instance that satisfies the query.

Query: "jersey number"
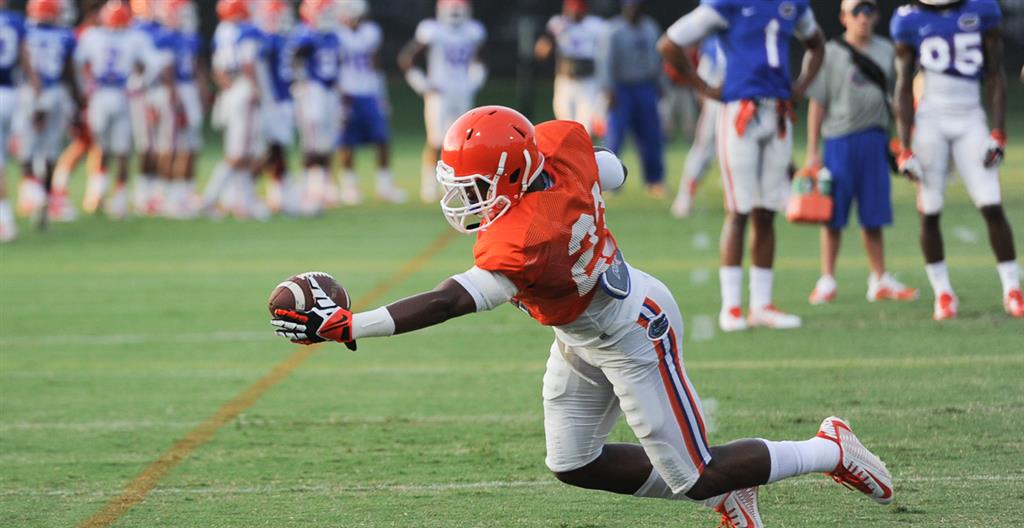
[765,19,781,69]
[919,33,983,77]
[568,183,613,296]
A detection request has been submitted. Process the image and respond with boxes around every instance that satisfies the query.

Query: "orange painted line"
[76,229,457,528]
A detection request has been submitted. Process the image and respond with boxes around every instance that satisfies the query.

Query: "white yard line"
[0,331,271,347]
[0,474,1020,499]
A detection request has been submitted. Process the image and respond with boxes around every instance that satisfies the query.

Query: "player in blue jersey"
[285,0,344,214]
[0,0,24,241]
[891,0,1022,320]
[659,1,825,333]
[253,0,296,215]
[336,0,405,205]
[151,0,205,218]
[204,0,267,220]
[16,0,80,224]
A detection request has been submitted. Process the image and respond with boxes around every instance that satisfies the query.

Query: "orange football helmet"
[437,106,545,233]
[255,0,293,33]
[300,0,336,30]
[216,0,250,22]
[27,0,61,22]
[99,0,132,28]
[157,0,194,30]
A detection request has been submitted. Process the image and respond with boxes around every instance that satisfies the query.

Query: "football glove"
[984,129,1006,168]
[271,276,357,350]
[896,149,923,181]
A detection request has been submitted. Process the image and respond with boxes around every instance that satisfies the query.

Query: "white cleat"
[809,275,838,305]
[376,184,407,204]
[719,306,748,332]
[867,273,919,302]
[748,304,802,329]
[817,416,894,505]
[713,487,763,528]
[48,191,78,222]
[104,185,129,220]
[16,177,45,218]
[933,291,958,321]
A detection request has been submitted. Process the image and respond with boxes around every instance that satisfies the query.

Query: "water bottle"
[817,167,833,196]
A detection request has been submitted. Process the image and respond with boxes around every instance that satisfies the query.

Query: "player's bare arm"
[398,39,430,94]
[805,98,825,168]
[790,30,825,102]
[982,27,1006,166]
[657,6,723,101]
[893,42,921,179]
[534,33,554,61]
[657,36,719,101]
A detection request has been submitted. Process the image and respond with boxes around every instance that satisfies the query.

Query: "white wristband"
[351,307,396,340]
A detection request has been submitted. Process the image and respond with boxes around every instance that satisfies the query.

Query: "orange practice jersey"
[473,120,619,326]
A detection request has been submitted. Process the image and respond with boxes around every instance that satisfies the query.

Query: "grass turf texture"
[1,81,1022,527]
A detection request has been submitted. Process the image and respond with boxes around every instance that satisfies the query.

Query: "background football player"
[75,0,153,219]
[534,0,606,136]
[398,0,487,203]
[152,0,204,219]
[285,0,344,213]
[253,0,296,215]
[891,0,1022,319]
[270,106,894,528]
[126,0,164,215]
[205,0,266,219]
[336,0,406,205]
[0,0,24,241]
[16,0,80,223]
[659,0,825,332]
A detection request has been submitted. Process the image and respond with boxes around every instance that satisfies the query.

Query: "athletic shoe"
[83,173,108,214]
[748,304,802,329]
[16,177,45,218]
[713,487,763,528]
[1004,289,1024,318]
[48,191,77,222]
[340,180,363,206]
[376,183,407,204]
[670,178,696,219]
[809,275,837,305]
[719,307,748,332]
[933,292,958,321]
[867,273,919,302]
[816,416,894,505]
[105,184,129,220]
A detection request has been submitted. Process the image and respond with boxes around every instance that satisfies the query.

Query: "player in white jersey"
[125,0,165,215]
[17,0,80,224]
[335,0,405,205]
[671,38,726,219]
[892,0,1022,319]
[253,0,296,215]
[0,0,24,241]
[75,1,153,219]
[399,0,487,202]
[205,0,266,220]
[534,0,606,136]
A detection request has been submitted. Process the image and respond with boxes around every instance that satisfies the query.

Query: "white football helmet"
[437,0,471,27]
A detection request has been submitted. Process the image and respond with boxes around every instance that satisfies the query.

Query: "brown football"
[268,272,351,317]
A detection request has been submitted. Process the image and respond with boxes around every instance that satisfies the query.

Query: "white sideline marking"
[0,331,271,347]
[952,225,980,244]
[0,475,1020,498]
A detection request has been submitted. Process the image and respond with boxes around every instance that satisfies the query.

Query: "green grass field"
[1,81,1022,527]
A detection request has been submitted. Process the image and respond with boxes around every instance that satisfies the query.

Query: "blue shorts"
[339,95,389,147]
[823,128,892,230]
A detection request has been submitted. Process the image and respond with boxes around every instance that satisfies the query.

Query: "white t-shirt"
[546,14,605,60]
[414,18,486,94]
[337,21,383,97]
[75,27,154,89]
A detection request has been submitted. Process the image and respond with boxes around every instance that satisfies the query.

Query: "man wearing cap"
[596,0,666,197]
[535,0,606,136]
[805,0,919,305]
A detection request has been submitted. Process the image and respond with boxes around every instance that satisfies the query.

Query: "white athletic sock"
[0,199,12,223]
[377,168,394,189]
[203,162,230,206]
[749,266,773,309]
[762,437,839,484]
[924,261,953,297]
[719,266,743,310]
[996,261,1021,296]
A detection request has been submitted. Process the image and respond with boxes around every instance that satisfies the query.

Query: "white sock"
[762,437,840,484]
[342,170,358,189]
[203,163,230,205]
[925,261,953,297]
[377,168,395,191]
[996,261,1020,296]
[719,266,743,310]
[749,266,773,309]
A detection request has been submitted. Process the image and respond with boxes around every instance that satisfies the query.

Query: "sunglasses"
[851,3,877,17]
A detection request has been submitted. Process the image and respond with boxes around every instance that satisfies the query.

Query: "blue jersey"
[24,22,75,88]
[890,0,1000,81]
[0,10,26,87]
[155,29,200,83]
[704,0,814,102]
[285,24,341,87]
[262,32,292,101]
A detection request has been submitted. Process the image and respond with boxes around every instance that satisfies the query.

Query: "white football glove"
[896,149,924,181]
[983,129,1006,168]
